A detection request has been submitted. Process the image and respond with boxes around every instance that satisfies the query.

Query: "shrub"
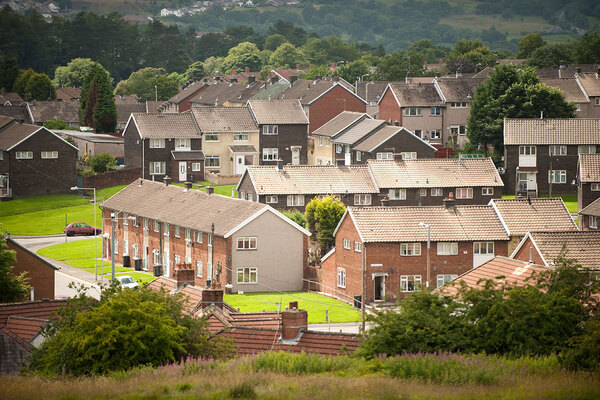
[280,209,306,228]
[88,152,117,173]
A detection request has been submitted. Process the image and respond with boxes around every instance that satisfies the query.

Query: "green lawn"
[172,180,238,197]
[0,185,127,235]
[224,292,361,324]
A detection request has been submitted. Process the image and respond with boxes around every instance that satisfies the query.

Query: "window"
[549,170,567,184]
[519,146,536,155]
[287,195,304,207]
[149,139,165,148]
[192,163,202,171]
[174,254,181,265]
[549,145,567,156]
[150,162,165,175]
[575,103,582,111]
[474,242,494,255]
[590,216,598,229]
[237,267,257,284]
[430,106,441,115]
[196,260,203,277]
[41,151,58,159]
[337,269,346,288]
[578,145,596,154]
[174,138,190,150]
[356,151,361,161]
[239,192,245,200]
[596,98,600,106]
[326,138,331,147]
[592,183,600,191]
[123,239,128,256]
[123,212,129,225]
[414,129,422,138]
[265,195,278,203]
[400,275,422,292]
[195,231,202,243]
[343,239,351,249]
[317,136,323,146]
[401,152,417,160]
[431,188,443,196]
[354,194,371,205]
[237,237,257,250]
[430,130,441,139]
[204,133,219,142]
[143,218,149,231]
[163,222,169,236]
[420,188,427,197]
[247,193,253,202]
[132,244,139,259]
[185,228,191,241]
[450,102,467,108]
[174,226,180,238]
[335,144,343,154]
[403,107,421,116]
[388,189,406,200]
[15,151,33,159]
[354,241,362,252]
[263,125,278,135]
[185,256,191,265]
[450,125,466,136]
[234,132,249,141]
[482,187,494,196]
[376,152,393,160]
[437,274,458,288]
[456,187,473,199]
[153,249,160,265]
[153,220,159,232]
[401,243,421,256]
[205,156,220,168]
[262,148,278,161]
[437,242,458,255]
[207,233,213,246]
[113,238,119,255]
[132,216,139,227]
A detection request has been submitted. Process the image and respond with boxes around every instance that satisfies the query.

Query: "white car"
[115,275,139,289]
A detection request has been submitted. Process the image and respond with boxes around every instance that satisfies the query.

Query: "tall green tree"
[12,68,36,97]
[0,56,19,92]
[115,67,179,101]
[517,33,546,58]
[526,43,575,68]
[467,65,576,154]
[446,39,496,73]
[80,64,116,132]
[0,234,30,303]
[334,59,370,83]
[53,58,112,88]
[24,72,56,100]
[574,32,600,64]
[375,51,425,81]
[221,42,262,73]
[185,61,206,81]
[267,20,307,47]
[268,43,306,69]
[305,196,346,252]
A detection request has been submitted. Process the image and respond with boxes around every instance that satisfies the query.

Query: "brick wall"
[511,237,545,265]
[309,86,366,134]
[260,124,308,166]
[7,240,55,300]
[378,89,402,125]
[83,167,141,189]
[381,186,501,207]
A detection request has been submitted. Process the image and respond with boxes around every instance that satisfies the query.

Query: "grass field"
[224,292,361,324]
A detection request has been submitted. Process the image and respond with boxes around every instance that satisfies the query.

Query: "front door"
[179,162,187,182]
[518,172,537,192]
[374,275,385,301]
[291,147,300,165]
[236,155,245,174]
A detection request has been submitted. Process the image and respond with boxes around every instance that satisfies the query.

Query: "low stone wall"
[83,167,141,189]
[205,173,241,186]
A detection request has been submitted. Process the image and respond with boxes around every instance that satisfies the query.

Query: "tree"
[53,58,112,89]
[24,72,56,100]
[264,33,288,51]
[185,61,205,81]
[203,56,223,76]
[114,67,179,101]
[88,152,116,173]
[268,43,306,69]
[574,32,600,64]
[267,20,307,47]
[304,196,346,252]
[80,64,116,132]
[467,65,576,154]
[517,33,546,58]
[375,51,425,81]
[221,42,262,73]
[526,43,575,68]
[0,234,30,303]
[334,59,370,83]
[44,120,76,130]
[0,56,19,92]
[446,39,496,73]
[12,68,36,97]
[281,209,306,228]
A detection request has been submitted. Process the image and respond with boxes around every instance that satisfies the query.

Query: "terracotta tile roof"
[0,300,66,326]
[387,83,443,107]
[277,81,363,105]
[356,81,399,103]
[577,73,600,97]
[116,103,146,123]
[0,105,32,124]
[541,78,588,103]
[190,81,265,106]
[437,256,547,297]
[4,316,48,342]
[146,276,178,292]
[367,158,503,188]
[490,198,577,236]
[243,165,378,195]
[101,179,267,237]
[353,126,406,152]
[0,121,42,150]
[191,107,258,132]
[312,111,369,138]
[333,119,386,145]
[56,87,81,102]
[580,197,600,217]
[504,118,600,145]
[200,304,282,333]
[130,112,201,139]
[247,99,308,125]
[270,68,308,83]
[28,101,79,124]
[348,205,509,243]
[178,285,204,314]
[579,153,600,182]
[526,231,600,270]
[435,78,483,103]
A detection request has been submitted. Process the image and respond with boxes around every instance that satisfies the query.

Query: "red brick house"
[159,80,211,113]
[578,153,600,210]
[6,238,57,300]
[579,197,600,231]
[322,201,510,305]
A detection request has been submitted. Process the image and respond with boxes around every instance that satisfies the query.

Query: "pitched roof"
[167,81,209,104]
[333,118,386,145]
[536,64,600,79]
[353,126,436,153]
[504,118,600,145]
[170,150,205,161]
[28,101,79,123]
[0,106,32,124]
[435,78,483,103]
[200,305,282,334]
[4,316,49,342]
[146,276,178,292]
[7,238,59,271]
[101,179,270,237]
[0,122,41,150]
[270,68,308,83]
[347,205,509,243]
[579,153,600,183]
[190,81,265,106]
[0,115,14,129]
[312,111,369,138]
[191,107,258,132]
[116,102,146,123]
[0,92,24,104]
[437,256,547,297]
[247,99,308,125]
[241,165,378,195]
[55,87,81,102]
[522,231,600,270]
[576,73,600,97]
[490,198,577,236]
[541,78,588,103]
[0,300,66,326]
[385,83,443,107]
[277,80,365,105]
[580,197,600,217]
[145,100,165,113]
[367,158,503,188]
[129,112,201,139]
[356,81,400,103]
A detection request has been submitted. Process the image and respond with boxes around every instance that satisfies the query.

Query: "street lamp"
[71,186,97,280]
[418,222,431,289]
[154,85,158,101]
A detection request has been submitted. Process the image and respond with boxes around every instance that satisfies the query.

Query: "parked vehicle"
[64,222,101,236]
[115,275,139,289]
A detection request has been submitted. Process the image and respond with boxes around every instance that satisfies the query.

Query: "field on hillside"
[440,14,558,41]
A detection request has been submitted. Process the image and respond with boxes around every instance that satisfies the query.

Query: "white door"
[344,145,351,165]
[179,162,187,181]
[292,147,300,165]
[236,155,245,174]
[527,173,537,191]
[163,250,170,277]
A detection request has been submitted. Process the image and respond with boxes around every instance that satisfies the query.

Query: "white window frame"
[265,195,278,203]
[132,243,139,259]
[578,145,596,154]
[149,138,165,148]
[482,187,494,196]
[237,237,257,250]
[430,130,441,139]
[549,145,567,156]
[401,243,421,256]
[195,230,203,243]
[549,170,567,184]
[192,162,202,171]
[400,275,422,292]
[153,249,160,265]
[174,225,180,238]
[437,242,458,255]
[354,241,362,252]
[196,260,203,277]
[143,218,149,231]
[132,216,139,227]
[153,220,159,232]
[376,152,394,160]
[401,152,417,160]
[185,228,191,241]
[262,148,278,161]
[204,132,220,142]
[590,216,598,229]
[287,195,304,207]
[356,151,361,161]
[237,267,257,284]
[420,188,427,197]
[430,106,441,116]
[337,268,346,288]
[326,137,331,147]
[343,238,351,249]
[174,138,191,151]
[113,238,119,255]
[174,254,181,266]
[335,144,343,154]
[388,189,406,200]
[431,188,443,196]
[123,238,128,256]
[150,161,166,175]
[414,129,422,138]
[450,125,466,136]
[41,151,58,159]
[403,107,421,116]
[262,125,278,135]
[233,132,249,141]
[591,183,600,191]
[450,102,467,108]
[247,193,253,201]
[15,151,33,159]
[474,242,494,255]
[205,156,220,168]
[519,145,536,156]
[354,194,371,205]
[456,187,473,199]
[163,222,169,236]
[437,274,458,288]
[123,212,129,225]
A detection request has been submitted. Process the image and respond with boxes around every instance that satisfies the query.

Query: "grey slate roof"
[229,145,257,153]
[277,80,365,105]
[526,231,600,270]
[28,101,79,124]
[333,119,386,145]
[191,81,265,106]
[191,107,258,132]
[504,118,600,145]
[312,111,368,138]
[435,78,483,103]
[247,100,308,125]
[130,112,201,139]
[386,83,443,107]
[352,126,430,153]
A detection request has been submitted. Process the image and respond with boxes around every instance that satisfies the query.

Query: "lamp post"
[154,85,158,101]
[71,186,97,280]
[418,222,431,289]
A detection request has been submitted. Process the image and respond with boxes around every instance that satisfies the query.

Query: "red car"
[64,222,101,236]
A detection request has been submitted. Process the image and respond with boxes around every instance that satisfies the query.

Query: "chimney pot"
[201,288,224,309]
[289,301,298,309]
[163,176,172,186]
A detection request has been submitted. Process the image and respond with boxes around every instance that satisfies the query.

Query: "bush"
[280,209,306,228]
[88,152,116,173]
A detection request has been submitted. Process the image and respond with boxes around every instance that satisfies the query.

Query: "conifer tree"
[80,64,116,133]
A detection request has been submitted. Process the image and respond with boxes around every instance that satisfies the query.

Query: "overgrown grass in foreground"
[5,352,599,399]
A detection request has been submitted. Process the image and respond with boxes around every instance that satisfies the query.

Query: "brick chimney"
[443,192,456,209]
[290,75,298,85]
[206,186,214,195]
[245,66,250,73]
[201,288,224,308]
[281,303,308,340]
[576,66,582,74]
[163,176,171,186]
[230,78,238,83]
[175,265,194,287]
